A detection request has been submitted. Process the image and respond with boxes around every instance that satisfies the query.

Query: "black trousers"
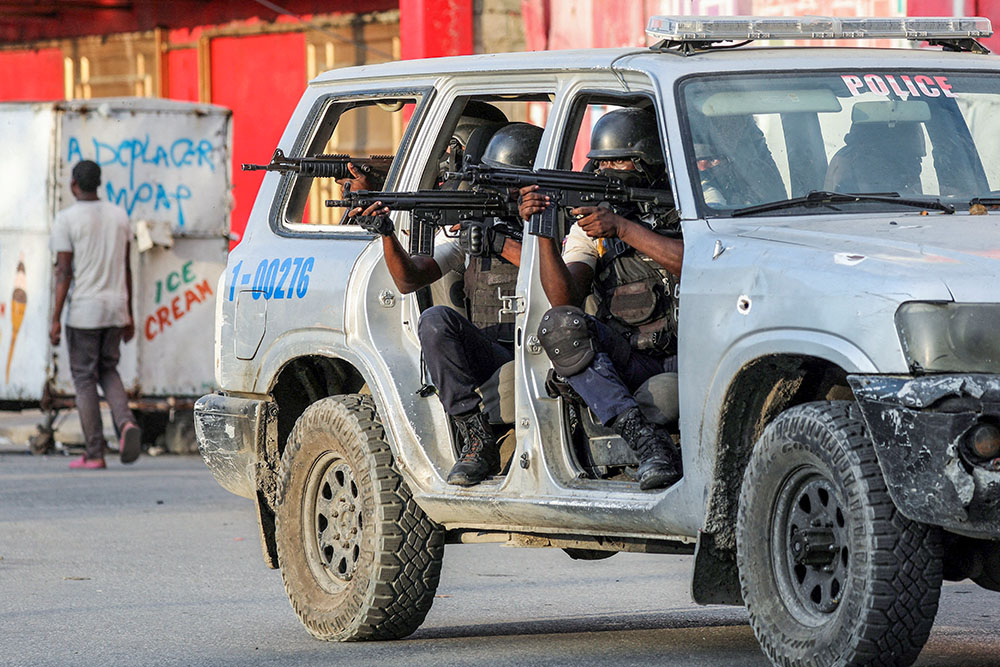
[563,315,676,425]
[417,305,513,416]
[66,326,137,460]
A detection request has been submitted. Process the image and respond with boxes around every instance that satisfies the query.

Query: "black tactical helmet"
[481,122,543,169]
[587,108,664,166]
[453,101,509,148]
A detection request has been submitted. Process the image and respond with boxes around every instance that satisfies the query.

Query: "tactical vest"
[593,233,679,357]
[464,256,518,340]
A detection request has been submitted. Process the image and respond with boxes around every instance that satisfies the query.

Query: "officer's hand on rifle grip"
[357,214,394,236]
[573,205,629,239]
[459,221,486,257]
[518,185,550,221]
[351,202,394,236]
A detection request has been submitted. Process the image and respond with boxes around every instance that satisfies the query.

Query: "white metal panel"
[0,232,52,401]
[55,99,231,237]
[0,104,56,233]
[136,238,227,396]
[0,99,230,404]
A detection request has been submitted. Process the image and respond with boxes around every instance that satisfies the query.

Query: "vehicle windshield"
[679,70,1000,217]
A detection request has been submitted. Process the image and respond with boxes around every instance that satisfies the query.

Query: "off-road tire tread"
[737,401,943,667]
[276,395,444,641]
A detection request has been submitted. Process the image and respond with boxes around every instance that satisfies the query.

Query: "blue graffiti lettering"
[88,135,216,175]
[170,139,195,168]
[105,180,192,227]
[67,137,83,164]
[197,140,215,168]
[68,133,217,227]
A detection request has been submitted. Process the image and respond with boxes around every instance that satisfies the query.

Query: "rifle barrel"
[326,190,507,209]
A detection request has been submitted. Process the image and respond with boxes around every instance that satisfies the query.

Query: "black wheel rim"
[303,452,364,589]
[771,465,850,624]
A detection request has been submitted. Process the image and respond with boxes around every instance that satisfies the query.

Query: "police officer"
[689,114,785,207]
[519,107,684,490]
[352,121,544,486]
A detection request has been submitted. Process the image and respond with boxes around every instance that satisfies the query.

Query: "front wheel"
[275,395,444,641]
[737,401,943,666]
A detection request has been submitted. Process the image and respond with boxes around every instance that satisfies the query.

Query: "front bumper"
[194,393,268,500]
[849,374,1000,540]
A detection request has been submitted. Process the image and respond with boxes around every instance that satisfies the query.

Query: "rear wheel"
[276,394,444,641]
[737,401,943,666]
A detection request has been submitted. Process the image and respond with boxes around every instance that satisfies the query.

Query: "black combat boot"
[613,407,682,490]
[447,409,501,486]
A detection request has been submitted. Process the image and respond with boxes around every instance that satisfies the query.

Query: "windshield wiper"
[730,191,955,217]
[970,197,1000,206]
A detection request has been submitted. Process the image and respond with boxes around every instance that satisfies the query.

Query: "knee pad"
[537,306,594,376]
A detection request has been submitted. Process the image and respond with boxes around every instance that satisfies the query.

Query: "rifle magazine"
[409,220,435,256]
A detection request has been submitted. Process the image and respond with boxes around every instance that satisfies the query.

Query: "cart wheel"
[29,426,55,455]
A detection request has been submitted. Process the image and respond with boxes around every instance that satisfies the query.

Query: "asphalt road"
[1,453,998,667]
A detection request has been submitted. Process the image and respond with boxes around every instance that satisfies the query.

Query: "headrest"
[462,123,504,166]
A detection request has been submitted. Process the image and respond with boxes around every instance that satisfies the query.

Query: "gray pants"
[66,326,136,460]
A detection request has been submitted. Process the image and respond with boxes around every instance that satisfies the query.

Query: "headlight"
[895,302,1000,373]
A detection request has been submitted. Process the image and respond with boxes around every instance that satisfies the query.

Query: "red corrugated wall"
[976,0,1000,51]
[909,0,1000,51]
[399,0,473,59]
[210,32,307,243]
[0,48,64,100]
[167,28,201,103]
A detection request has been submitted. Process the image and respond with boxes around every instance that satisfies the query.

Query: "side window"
[415,93,553,190]
[283,96,421,228]
[557,94,664,172]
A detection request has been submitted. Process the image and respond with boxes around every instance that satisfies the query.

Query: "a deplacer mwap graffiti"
[67,134,219,227]
[7,253,27,382]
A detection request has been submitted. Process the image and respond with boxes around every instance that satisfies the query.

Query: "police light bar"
[645,15,993,42]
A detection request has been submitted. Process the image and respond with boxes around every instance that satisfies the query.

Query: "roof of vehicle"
[310,45,1000,86]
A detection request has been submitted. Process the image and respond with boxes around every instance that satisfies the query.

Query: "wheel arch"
[269,354,368,459]
[253,348,372,570]
[691,341,867,604]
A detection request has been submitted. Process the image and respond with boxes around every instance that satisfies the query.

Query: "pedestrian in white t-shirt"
[50,160,142,469]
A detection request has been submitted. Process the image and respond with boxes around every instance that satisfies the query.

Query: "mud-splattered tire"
[275,394,444,641]
[736,401,943,667]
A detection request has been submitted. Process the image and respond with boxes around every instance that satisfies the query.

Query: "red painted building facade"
[1,0,996,240]
[0,1,473,242]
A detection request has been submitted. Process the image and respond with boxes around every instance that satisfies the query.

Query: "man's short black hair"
[72,160,101,193]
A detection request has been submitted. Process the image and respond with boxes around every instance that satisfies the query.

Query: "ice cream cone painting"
[7,253,27,382]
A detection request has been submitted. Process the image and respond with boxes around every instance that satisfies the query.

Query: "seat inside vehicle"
[480,360,515,425]
[824,102,929,195]
[478,361,517,473]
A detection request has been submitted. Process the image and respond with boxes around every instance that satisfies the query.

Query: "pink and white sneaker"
[69,455,106,470]
[119,422,142,464]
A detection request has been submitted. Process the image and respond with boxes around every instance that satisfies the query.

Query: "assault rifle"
[242,148,393,189]
[445,164,675,238]
[326,190,517,256]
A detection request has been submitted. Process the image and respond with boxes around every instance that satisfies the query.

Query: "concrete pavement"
[0,408,115,454]
[1,454,998,666]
